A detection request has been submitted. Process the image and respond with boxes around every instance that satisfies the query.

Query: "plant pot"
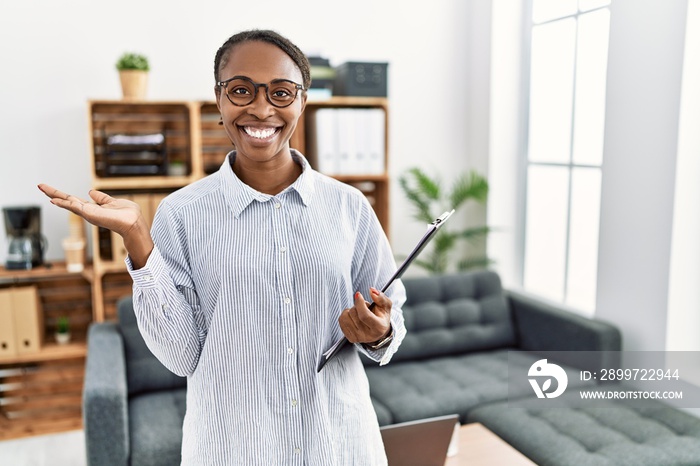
[119,70,148,100]
[167,162,188,177]
[55,332,71,345]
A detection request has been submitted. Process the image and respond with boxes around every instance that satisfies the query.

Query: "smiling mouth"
[241,126,280,140]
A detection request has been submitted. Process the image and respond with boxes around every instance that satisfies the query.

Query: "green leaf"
[433,230,457,253]
[457,256,493,271]
[56,316,70,333]
[116,52,150,71]
[398,174,436,224]
[414,258,439,274]
[408,167,441,201]
[449,171,489,209]
[457,226,492,242]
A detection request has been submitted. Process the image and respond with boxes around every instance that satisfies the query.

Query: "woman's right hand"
[37,184,154,268]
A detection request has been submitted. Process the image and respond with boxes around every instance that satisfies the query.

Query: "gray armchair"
[82,297,186,466]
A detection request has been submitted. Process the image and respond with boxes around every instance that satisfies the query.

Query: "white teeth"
[244,127,276,139]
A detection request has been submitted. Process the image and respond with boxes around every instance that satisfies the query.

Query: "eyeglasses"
[217,75,305,108]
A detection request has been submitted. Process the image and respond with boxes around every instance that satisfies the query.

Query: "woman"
[39,29,406,465]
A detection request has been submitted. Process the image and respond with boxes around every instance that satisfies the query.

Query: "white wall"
[667,0,700,352]
[487,0,525,290]
[595,0,688,351]
[0,0,492,267]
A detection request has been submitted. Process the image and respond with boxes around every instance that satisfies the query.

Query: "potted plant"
[55,316,71,345]
[116,52,150,100]
[167,160,188,177]
[399,167,493,274]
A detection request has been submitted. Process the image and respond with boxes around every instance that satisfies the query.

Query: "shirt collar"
[219,149,316,218]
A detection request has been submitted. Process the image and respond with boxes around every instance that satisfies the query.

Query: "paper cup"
[63,238,85,273]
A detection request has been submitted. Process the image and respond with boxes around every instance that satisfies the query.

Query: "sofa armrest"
[507,289,622,370]
[83,322,129,466]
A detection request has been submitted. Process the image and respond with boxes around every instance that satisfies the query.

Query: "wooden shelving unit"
[86,97,391,321]
[0,262,91,440]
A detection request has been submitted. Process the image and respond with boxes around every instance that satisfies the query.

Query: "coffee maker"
[3,205,46,270]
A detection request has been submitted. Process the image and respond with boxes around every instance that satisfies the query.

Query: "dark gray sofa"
[365,271,700,465]
[468,392,700,466]
[82,269,700,465]
[363,270,621,425]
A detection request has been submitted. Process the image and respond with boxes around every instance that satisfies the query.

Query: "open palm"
[37,184,143,237]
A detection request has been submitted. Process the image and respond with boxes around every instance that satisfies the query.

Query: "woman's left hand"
[338,287,392,344]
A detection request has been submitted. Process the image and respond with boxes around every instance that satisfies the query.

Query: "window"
[522,0,611,313]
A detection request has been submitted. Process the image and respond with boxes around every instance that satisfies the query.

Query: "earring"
[218,116,223,126]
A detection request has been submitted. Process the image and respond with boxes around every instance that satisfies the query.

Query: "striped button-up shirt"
[127,151,407,465]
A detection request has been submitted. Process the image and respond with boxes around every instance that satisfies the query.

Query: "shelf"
[332,174,389,183]
[0,357,85,440]
[92,175,194,191]
[0,262,93,285]
[0,342,86,364]
[305,96,389,108]
[93,260,129,275]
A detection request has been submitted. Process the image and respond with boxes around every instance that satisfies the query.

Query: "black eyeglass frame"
[217,75,305,108]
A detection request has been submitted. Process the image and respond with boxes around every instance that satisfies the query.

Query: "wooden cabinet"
[86,97,390,321]
[0,263,92,439]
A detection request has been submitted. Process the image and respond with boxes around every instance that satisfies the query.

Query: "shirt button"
[144,275,153,281]
[280,246,287,253]
[291,399,298,407]
[284,297,291,304]
[294,448,301,454]
[287,347,294,354]
[161,304,168,311]
[274,203,281,209]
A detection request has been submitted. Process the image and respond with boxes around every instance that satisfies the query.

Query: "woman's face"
[216,41,306,166]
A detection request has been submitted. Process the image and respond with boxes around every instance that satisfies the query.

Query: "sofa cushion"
[371,397,395,426]
[129,387,187,466]
[390,270,516,363]
[365,349,591,424]
[117,296,187,396]
[468,393,700,466]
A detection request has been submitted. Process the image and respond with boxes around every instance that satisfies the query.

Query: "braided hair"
[214,29,311,89]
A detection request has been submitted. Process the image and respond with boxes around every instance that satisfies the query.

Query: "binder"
[336,109,356,175]
[350,109,368,175]
[11,286,43,354]
[313,109,339,175]
[0,290,17,358]
[366,108,386,174]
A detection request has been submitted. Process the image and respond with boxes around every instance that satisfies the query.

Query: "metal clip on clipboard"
[317,210,455,372]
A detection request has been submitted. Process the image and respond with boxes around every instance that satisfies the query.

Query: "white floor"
[0,430,87,466]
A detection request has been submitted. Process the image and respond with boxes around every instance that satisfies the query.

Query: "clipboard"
[317,209,455,372]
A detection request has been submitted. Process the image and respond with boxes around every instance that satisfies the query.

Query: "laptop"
[380,414,460,466]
